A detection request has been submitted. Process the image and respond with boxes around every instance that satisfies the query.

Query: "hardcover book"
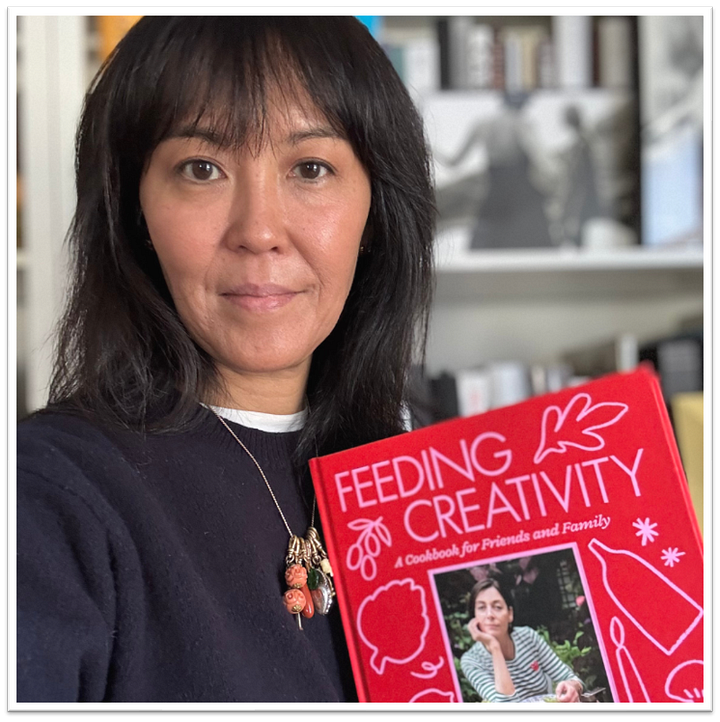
[310,366,703,703]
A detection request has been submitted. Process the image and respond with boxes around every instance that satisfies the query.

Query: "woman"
[16,17,434,702]
[461,579,584,703]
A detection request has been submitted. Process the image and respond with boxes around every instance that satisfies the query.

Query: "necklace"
[210,408,335,631]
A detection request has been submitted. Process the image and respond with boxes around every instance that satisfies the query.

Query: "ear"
[508,606,514,623]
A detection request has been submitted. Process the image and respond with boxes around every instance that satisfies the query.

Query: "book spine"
[492,26,505,90]
[598,16,633,89]
[455,369,491,417]
[639,335,703,402]
[436,18,451,90]
[466,24,494,89]
[404,36,441,97]
[503,28,523,94]
[642,367,704,550]
[537,35,555,88]
[309,457,372,702]
[96,16,142,61]
[553,15,593,88]
[448,16,472,89]
[488,361,531,409]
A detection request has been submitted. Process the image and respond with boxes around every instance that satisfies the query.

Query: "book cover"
[310,367,703,703]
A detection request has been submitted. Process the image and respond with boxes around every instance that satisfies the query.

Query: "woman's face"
[139,97,371,405]
[473,587,514,638]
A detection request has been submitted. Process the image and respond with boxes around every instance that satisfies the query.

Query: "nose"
[224,170,286,254]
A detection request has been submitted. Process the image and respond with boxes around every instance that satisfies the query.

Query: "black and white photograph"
[423,89,639,254]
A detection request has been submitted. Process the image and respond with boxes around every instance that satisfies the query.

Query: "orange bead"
[284,564,308,589]
[300,584,314,619]
[283,588,305,614]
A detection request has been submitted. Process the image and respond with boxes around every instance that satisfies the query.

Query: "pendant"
[308,566,334,615]
[284,536,314,627]
[305,526,336,603]
[283,528,337,627]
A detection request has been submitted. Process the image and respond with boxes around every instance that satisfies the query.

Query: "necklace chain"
[209,407,335,624]
[210,408,315,537]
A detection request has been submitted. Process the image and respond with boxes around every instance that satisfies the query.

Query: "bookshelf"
[435,247,703,300]
[377,15,703,395]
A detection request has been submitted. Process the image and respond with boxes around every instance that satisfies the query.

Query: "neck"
[210,363,309,415]
[500,634,515,660]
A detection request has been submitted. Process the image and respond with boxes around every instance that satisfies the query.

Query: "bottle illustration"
[610,616,650,702]
[588,538,702,656]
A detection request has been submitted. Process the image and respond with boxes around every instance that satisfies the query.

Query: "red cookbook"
[310,366,704,703]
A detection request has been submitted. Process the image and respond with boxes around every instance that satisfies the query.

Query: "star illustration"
[632,517,659,546]
[661,547,686,567]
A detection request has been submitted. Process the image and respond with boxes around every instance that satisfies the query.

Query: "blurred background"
[14,14,705,529]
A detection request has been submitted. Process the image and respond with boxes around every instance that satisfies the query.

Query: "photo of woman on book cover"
[462,578,583,702]
[432,547,612,703]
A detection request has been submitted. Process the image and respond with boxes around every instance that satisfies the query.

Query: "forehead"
[165,83,343,154]
[475,587,505,605]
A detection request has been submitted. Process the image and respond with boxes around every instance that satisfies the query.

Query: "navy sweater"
[16,408,356,702]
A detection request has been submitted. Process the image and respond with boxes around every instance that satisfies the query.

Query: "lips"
[221,283,300,312]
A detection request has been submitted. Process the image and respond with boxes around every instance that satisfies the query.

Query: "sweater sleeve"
[17,466,117,702]
[460,645,521,703]
[531,629,584,690]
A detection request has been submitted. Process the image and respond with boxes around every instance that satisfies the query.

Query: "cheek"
[145,210,220,296]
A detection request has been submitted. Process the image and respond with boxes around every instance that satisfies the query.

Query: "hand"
[555,680,581,703]
[467,620,499,652]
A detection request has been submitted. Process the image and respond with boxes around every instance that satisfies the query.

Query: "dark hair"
[467,578,514,633]
[49,17,435,461]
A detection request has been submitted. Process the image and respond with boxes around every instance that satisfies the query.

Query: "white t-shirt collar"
[205,404,307,433]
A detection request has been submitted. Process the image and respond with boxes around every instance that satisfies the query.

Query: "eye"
[293,161,332,181]
[179,159,223,182]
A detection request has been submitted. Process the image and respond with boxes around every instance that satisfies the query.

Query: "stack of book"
[381,16,636,96]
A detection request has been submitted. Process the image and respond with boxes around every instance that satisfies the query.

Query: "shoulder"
[19,408,136,454]
[17,410,146,530]
[17,406,219,473]
[18,410,143,485]
[511,626,542,647]
[461,642,490,666]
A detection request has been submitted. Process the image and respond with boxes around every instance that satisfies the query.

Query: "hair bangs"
[124,18,352,162]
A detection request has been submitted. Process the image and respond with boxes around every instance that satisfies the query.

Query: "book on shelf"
[454,363,532,419]
[96,16,142,61]
[563,333,639,379]
[383,30,440,100]
[310,367,703,702]
[454,368,492,418]
[397,16,637,97]
[639,333,703,404]
[669,392,703,536]
[501,25,548,94]
[466,24,494,89]
[552,15,593,89]
[429,362,574,424]
[597,16,634,89]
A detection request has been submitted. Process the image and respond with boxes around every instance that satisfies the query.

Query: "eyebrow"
[170,127,228,146]
[285,127,344,145]
[169,125,344,148]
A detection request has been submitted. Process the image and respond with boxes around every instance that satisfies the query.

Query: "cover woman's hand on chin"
[467,619,501,652]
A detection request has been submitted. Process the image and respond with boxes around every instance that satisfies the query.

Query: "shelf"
[434,245,704,301]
